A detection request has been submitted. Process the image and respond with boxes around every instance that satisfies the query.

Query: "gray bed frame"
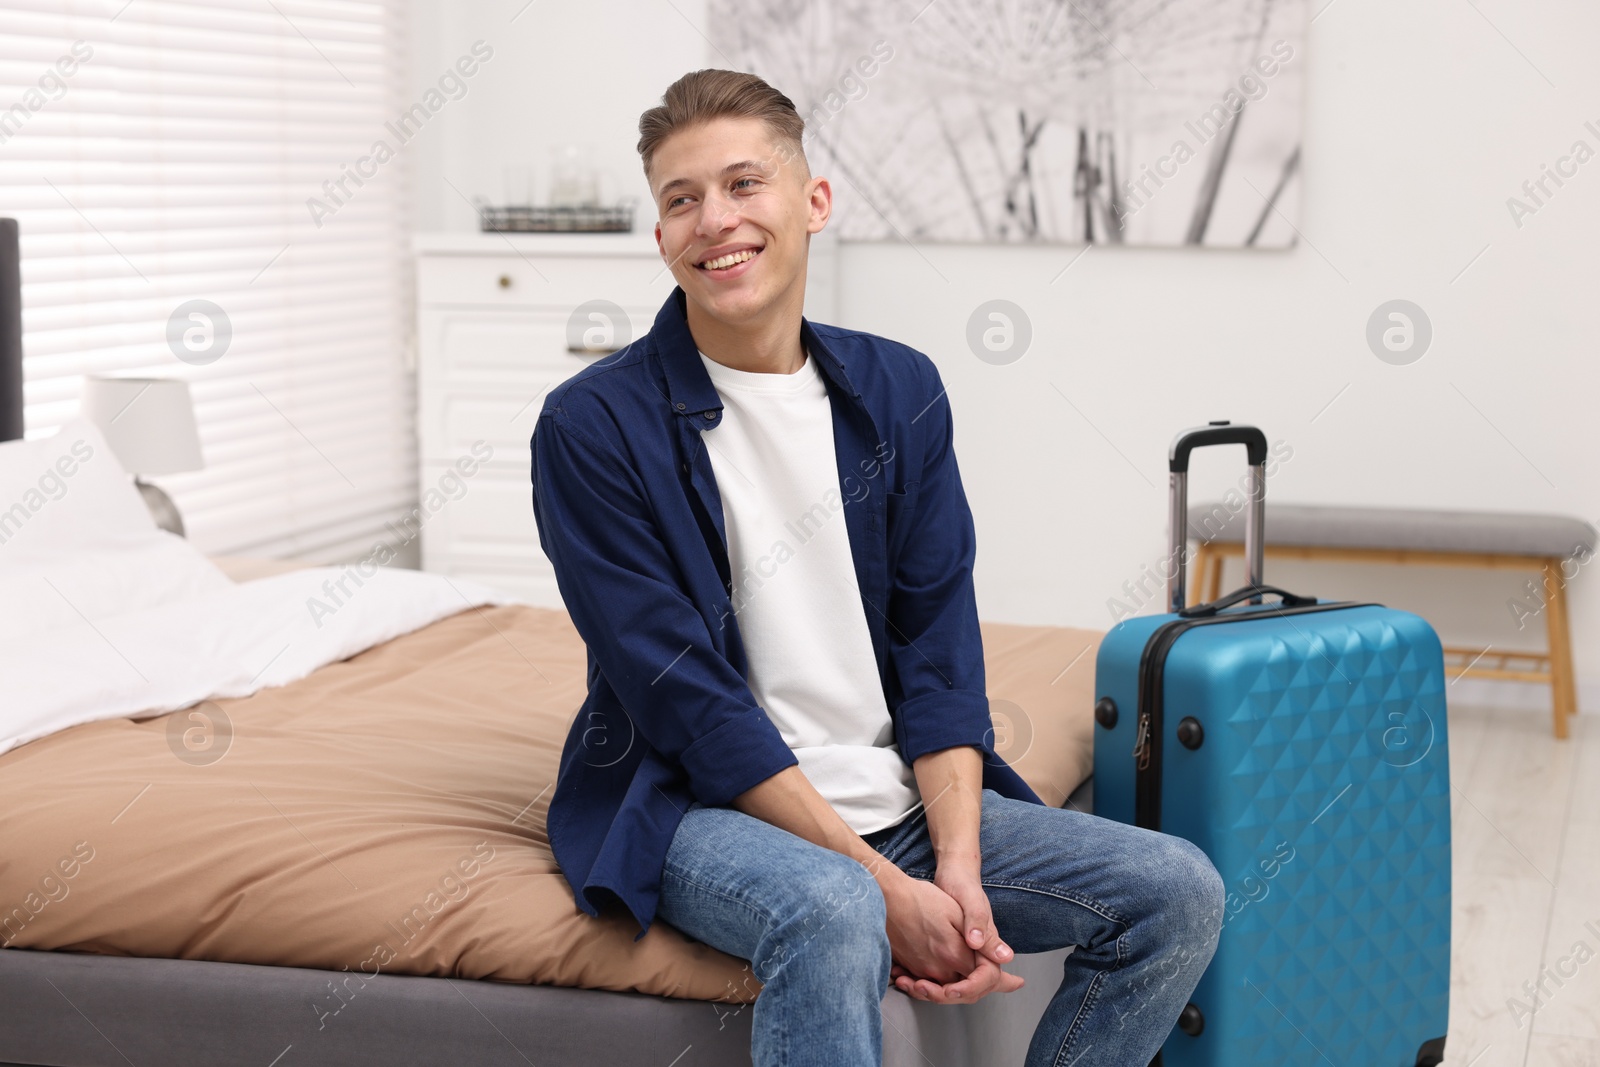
[0,217,1094,1066]
[0,219,24,443]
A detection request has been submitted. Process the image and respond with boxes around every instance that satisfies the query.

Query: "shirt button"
[682,463,689,473]
[704,412,715,421]
[675,402,686,410]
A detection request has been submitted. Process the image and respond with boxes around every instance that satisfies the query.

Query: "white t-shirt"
[697,347,923,835]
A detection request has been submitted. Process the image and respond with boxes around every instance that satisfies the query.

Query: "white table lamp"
[81,376,205,536]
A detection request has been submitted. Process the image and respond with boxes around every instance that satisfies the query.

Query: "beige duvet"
[0,597,1098,1003]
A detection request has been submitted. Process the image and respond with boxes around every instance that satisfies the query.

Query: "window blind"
[1,0,416,562]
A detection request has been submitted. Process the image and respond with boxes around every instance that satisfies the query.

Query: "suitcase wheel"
[1176,717,1205,750]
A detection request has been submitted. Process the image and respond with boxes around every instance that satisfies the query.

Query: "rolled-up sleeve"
[887,359,996,766]
[531,404,798,806]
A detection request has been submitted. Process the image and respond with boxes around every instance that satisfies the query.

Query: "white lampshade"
[80,376,204,476]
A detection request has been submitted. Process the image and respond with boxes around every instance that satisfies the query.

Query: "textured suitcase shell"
[1093,599,1451,1066]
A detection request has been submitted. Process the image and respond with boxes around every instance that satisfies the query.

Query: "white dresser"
[413,229,839,606]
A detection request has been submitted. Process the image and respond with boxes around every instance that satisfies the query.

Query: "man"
[530,68,1223,1067]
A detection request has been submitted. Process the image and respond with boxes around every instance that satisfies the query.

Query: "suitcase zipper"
[1132,600,1374,831]
[1133,710,1152,771]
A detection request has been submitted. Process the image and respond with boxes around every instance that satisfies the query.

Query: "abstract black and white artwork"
[707,0,1307,247]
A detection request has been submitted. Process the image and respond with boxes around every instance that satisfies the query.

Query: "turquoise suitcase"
[1092,423,1451,1067]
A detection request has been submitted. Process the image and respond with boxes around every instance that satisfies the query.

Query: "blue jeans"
[658,788,1224,1067]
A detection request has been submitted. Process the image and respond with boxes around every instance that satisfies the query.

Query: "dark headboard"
[0,218,22,441]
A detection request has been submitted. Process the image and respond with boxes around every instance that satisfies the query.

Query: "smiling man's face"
[650,115,829,331]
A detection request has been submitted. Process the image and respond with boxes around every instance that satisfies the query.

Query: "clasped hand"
[882,867,1025,1005]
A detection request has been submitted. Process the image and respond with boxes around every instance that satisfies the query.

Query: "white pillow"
[0,417,159,552]
[0,419,232,641]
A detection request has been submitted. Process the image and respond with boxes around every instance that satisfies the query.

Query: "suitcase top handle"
[1166,421,1267,614]
[1176,582,1317,618]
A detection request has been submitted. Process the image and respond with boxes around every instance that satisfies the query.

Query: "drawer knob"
[497,274,513,289]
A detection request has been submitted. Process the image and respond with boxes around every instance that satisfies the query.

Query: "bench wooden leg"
[1189,542,1212,608]
[1544,558,1576,739]
[1188,542,1227,607]
[1207,547,1225,602]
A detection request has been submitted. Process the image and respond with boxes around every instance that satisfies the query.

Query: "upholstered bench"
[1186,503,1596,738]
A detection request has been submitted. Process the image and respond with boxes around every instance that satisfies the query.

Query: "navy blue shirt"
[530,286,1043,940]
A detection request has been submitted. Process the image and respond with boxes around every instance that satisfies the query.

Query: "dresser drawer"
[418,308,655,387]
[418,461,546,566]
[417,252,675,310]
[419,390,542,467]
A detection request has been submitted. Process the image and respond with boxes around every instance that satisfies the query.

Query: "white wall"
[406,0,698,232]
[407,0,1598,710]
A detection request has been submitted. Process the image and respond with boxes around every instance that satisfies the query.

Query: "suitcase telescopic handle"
[1167,421,1267,613]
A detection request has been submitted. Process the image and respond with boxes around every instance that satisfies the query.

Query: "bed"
[0,227,1101,1067]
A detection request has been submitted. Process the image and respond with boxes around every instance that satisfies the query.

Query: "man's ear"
[806,176,832,235]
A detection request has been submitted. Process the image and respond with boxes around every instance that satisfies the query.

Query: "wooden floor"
[1446,705,1598,1067]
